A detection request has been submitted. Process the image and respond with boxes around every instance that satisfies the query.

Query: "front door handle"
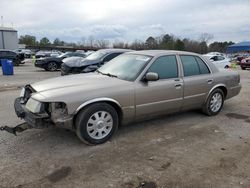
[207,79,214,84]
[175,83,182,89]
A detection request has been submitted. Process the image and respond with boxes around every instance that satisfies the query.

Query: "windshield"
[98,54,152,81]
[58,52,70,58]
[86,51,106,60]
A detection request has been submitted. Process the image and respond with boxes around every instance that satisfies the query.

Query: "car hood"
[63,57,100,67]
[30,73,132,100]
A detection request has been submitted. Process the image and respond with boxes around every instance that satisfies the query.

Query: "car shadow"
[8,110,210,149]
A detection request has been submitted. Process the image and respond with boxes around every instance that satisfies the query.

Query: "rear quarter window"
[195,57,210,74]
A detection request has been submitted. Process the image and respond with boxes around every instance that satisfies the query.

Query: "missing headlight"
[50,102,68,122]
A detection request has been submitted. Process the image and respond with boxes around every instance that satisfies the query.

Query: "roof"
[0,49,15,52]
[227,41,250,53]
[0,27,17,32]
[98,48,133,53]
[127,50,199,56]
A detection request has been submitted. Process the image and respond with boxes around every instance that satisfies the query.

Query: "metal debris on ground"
[0,123,31,136]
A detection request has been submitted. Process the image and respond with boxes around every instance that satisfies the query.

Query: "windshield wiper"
[96,70,117,78]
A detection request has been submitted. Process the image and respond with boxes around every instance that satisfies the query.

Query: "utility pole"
[1,16,3,27]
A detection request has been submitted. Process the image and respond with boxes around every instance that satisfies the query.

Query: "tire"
[224,65,229,69]
[241,67,246,70]
[12,59,19,66]
[46,62,58,71]
[202,88,224,116]
[76,103,119,145]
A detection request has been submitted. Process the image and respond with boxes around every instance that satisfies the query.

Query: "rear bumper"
[227,84,241,99]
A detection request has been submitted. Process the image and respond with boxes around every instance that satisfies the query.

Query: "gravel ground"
[0,62,249,188]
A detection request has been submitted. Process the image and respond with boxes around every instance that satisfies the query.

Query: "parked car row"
[35,51,87,71]
[0,49,25,66]
[8,50,241,145]
[33,49,247,75]
[61,49,131,75]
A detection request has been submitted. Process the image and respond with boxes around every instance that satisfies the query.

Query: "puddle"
[225,113,249,120]
[46,166,72,183]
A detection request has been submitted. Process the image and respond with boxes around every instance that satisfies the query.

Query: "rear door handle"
[207,79,213,84]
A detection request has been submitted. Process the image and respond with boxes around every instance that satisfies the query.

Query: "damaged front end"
[1,85,74,135]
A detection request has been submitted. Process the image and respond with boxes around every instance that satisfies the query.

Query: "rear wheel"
[76,103,119,145]
[202,88,224,116]
[46,62,58,71]
[241,67,246,70]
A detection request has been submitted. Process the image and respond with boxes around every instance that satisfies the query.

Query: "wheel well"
[48,61,57,64]
[73,101,123,129]
[217,86,227,98]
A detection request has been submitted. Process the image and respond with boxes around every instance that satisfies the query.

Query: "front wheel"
[76,103,119,145]
[202,88,224,116]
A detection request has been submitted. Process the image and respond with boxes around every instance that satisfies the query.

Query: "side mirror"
[145,72,159,82]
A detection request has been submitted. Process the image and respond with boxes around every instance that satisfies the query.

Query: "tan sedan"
[14,50,241,144]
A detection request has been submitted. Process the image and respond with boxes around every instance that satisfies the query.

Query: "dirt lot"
[0,62,249,188]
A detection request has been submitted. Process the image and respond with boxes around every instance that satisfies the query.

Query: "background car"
[35,50,62,58]
[203,54,231,69]
[240,57,250,70]
[35,51,87,71]
[206,52,225,56]
[0,50,23,66]
[61,49,132,75]
[15,49,33,58]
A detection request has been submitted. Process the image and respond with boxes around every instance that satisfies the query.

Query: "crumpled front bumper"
[14,97,74,130]
[14,97,51,128]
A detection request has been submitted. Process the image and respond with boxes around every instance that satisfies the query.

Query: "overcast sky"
[0,0,249,43]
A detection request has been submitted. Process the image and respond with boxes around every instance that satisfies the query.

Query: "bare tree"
[130,40,145,50]
[87,36,95,47]
[113,40,129,49]
[199,33,214,43]
[80,37,86,46]
[96,39,110,48]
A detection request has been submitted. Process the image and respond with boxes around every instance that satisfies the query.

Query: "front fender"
[74,97,122,115]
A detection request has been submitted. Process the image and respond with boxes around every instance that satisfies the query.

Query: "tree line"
[19,33,234,54]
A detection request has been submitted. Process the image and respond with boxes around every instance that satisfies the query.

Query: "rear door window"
[180,55,200,76]
[180,55,210,76]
